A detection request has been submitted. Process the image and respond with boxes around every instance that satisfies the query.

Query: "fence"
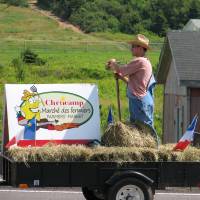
[0,39,163,54]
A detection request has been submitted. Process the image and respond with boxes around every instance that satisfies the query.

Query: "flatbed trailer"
[1,154,200,200]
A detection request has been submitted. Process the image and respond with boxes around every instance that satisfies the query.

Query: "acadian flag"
[173,115,198,151]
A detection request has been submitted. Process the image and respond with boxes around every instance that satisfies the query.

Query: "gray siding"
[163,62,188,143]
[157,31,200,143]
[165,61,187,95]
[163,94,187,143]
[163,94,176,143]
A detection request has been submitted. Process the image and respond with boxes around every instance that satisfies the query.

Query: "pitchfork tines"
[30,85,38,93]
[30,85,45,106]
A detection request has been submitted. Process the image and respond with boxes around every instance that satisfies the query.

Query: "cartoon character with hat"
[15,89,41,140]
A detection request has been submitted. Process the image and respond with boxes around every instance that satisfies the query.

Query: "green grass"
[0,4,101,41]
[0,3,164,139]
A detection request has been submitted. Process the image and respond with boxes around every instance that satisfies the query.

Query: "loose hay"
[158,144,182,161]
[6,122,200,163]
[7,144,200,163]
[8,144,93,162]
[102,122,156,148]
[180,146,200,161]
[89,147,143,162]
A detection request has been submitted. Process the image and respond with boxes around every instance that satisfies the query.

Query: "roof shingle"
[157,31,200,85]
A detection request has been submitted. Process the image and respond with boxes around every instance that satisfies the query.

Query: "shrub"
[21,48,46,65]
[11,58,25,81]
[70,9,117,33]
[37,0,52,9]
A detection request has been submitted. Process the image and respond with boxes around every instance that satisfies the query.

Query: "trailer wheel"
[82,187,105,200]
[107,178,153,200]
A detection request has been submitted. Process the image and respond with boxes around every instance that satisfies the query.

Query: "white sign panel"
[4,84,100,147]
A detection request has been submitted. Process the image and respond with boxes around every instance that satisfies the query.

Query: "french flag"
[173,115,198,151]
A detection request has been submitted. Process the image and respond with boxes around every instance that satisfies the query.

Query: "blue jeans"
[127,88,159,146]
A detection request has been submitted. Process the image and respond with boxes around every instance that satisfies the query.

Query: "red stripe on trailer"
[16,140,91,147]
[5,136,16,148]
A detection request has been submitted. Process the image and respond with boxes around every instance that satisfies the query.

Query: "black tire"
[107,178,153,200]
[82,187,105,200]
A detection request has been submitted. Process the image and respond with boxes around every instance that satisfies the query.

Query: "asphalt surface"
[0,187,200,200]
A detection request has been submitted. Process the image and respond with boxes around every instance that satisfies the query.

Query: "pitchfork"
[30,85,45,106]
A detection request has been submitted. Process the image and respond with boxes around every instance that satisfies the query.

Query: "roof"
[157,31,200,86]
[183,19,200,31]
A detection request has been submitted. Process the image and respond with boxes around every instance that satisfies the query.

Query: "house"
[157,31,200,144]
[183,19,200,31]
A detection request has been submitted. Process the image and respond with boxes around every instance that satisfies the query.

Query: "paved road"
[0,187,200,200]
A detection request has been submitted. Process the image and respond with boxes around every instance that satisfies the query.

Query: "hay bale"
[89,147,143,162]
[157,144,185,162]
[158,149,171,161]
[158,144,174,161]
[7,140,200,163]
[140,148,158,161]
[102,122,156,148]
[7,144,92,162]
[122,148,143,162]
[180,147,200,161]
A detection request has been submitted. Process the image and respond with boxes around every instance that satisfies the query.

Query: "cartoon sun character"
[20,90,41,121]
[16,90,41,140]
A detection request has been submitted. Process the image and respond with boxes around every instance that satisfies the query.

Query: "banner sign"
[4,84,100,148]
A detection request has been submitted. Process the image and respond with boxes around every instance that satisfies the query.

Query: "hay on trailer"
[157,144,182,161]
[157,144,200,162]
[7,144,200,162]
[140,148,158,161]
[8,144,93,162]
[89,147,143,162]
[6,122,200,163]
[180,146,200,161]
[102,122,156,148]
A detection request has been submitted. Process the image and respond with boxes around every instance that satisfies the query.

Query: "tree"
[150,10,168,36]
[36,0,200,36]
[120,9,142,34]
[188,0,200,19]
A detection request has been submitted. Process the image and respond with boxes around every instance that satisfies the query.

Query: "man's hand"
[114,72,129,83]
[106,59,129,83]
[106,58,117,70]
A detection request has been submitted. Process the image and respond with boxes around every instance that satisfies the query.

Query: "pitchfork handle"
[115,76,121,121]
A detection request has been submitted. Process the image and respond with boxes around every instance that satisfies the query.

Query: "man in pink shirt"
[106,34,158,144]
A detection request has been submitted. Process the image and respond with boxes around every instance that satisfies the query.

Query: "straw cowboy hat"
[21,90,35,101]
[128,34,151,50]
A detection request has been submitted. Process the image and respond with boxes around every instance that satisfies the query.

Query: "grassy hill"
[0,3,163,139]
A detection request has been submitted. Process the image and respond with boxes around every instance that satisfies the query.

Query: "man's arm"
[106,58,141,77]
[106,59,129,83]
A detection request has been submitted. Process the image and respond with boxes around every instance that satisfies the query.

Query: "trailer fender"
[105,170,154,186]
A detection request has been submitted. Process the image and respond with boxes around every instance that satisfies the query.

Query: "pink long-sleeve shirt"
[118,57,152,98]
